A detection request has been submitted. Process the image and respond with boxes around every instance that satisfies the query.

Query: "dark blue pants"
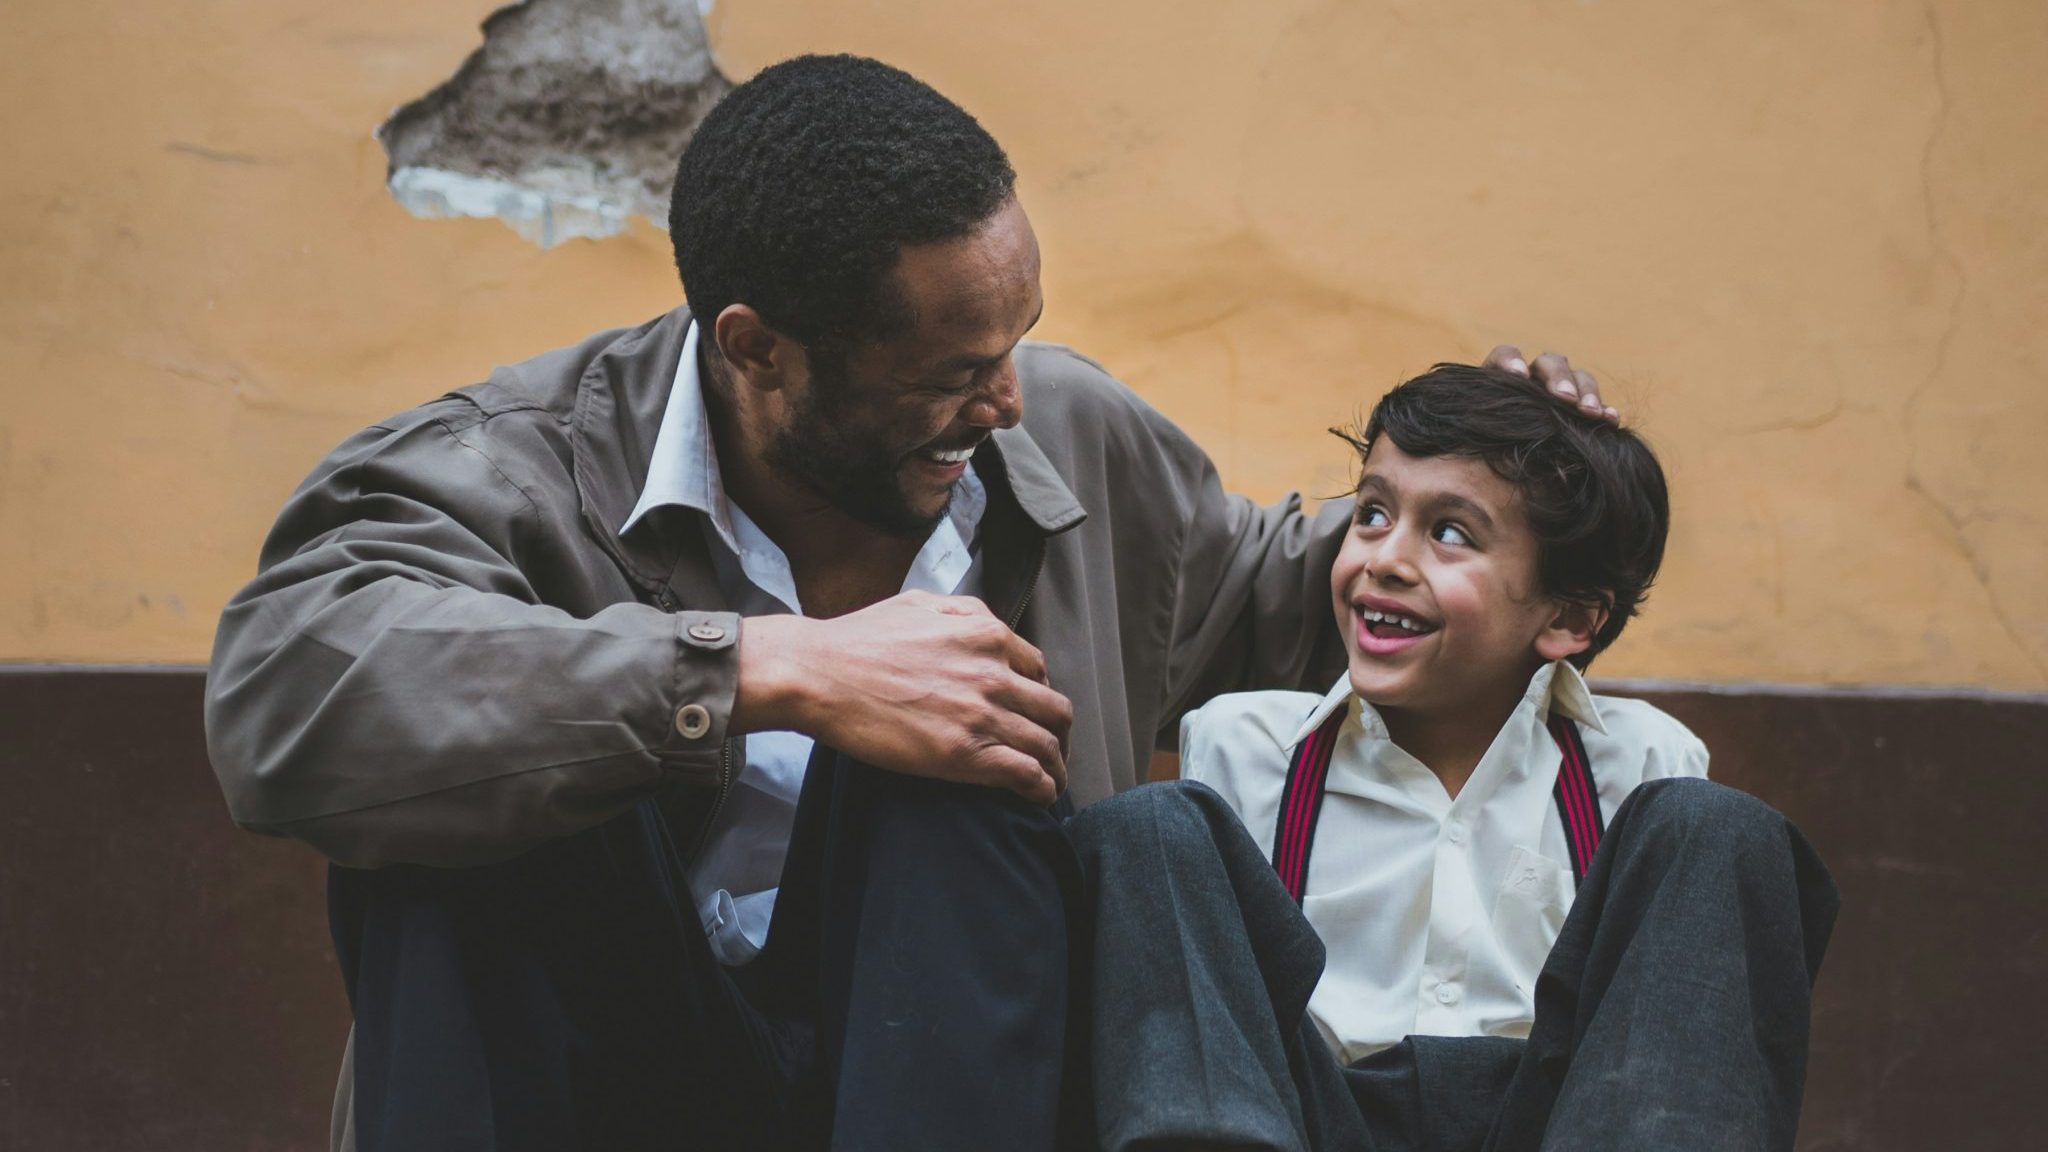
[329,751,1087,1152]
[1071,777,1840,1152]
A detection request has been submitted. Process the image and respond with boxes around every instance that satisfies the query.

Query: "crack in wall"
[1896,2,2044,680]
[379,0,730,247]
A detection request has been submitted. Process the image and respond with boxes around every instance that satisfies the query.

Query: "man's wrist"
[733,614,816,736]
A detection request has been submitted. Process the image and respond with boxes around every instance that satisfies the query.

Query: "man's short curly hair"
[1337,365,1671,669]
[668,55,1017,347]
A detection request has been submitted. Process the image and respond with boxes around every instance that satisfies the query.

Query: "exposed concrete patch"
[379,0,730,247]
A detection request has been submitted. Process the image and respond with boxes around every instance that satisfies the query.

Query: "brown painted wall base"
[1,669,344,1151]
[4,669,2043,1150]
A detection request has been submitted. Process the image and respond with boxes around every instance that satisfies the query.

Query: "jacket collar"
[570,308,1088,595]
[569,308,692,595]
[989,407,1087,535]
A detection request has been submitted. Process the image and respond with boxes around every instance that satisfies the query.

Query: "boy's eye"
[1356,505,1390,529]
[1432,523,1472,547]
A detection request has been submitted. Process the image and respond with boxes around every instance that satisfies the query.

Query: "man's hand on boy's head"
[1483,345,1621,424]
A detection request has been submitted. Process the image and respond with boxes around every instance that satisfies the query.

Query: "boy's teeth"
[1362,609,1428,633]
[927,447,974,463]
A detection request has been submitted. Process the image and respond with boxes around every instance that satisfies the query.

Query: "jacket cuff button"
[686,622,728,644]
[674,703,712,740]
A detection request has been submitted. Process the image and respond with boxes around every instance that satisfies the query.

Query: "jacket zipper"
[1006,539,1047,630]
[674,738,733,871]
[701,738,737,850]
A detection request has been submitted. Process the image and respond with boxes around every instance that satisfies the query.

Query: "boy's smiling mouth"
[1352,595,1440,656]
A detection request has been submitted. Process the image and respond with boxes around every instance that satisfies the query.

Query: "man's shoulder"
[459,317,667,428]
[1014,341,1183,444]
[1014,339,1124,394]
[1011,340,1218,503]
[339,315,674,476]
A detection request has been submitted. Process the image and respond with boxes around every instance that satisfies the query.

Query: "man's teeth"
[925,447,975,464]
[1360,609,1431,633]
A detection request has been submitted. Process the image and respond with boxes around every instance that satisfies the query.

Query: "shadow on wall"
[380,0,730,248]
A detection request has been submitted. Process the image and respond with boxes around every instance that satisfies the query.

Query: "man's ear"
[710,304,799,393]
[1533,597,1609,664]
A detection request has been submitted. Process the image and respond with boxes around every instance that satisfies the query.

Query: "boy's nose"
[1365,533,1424,585]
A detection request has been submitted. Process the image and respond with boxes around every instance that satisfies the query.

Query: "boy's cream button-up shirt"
[1180,661,1708,1064]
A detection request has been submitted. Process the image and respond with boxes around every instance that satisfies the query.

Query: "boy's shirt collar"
[1284,659,1610,755]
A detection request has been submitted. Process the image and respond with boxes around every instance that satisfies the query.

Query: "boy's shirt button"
[1446,821,1465,844]
[1436,983,1461,1005]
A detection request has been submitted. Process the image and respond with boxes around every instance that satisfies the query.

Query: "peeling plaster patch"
[387,166,637,248]
[379,0,730,247]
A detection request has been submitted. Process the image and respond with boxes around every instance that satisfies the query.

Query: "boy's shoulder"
[1581,691,1711,782]
[1178,689,1331,850]
[1179,688,1330,791]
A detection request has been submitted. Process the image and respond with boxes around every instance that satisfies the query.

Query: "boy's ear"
[1534,598,1609,664]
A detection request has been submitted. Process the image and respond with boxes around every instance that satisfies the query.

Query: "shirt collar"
[1285,659,1607,753]
[620,321,987,613]
[1539,660,1607,735]
[621,320,725,538]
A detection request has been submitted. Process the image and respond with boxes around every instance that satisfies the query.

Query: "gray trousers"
[1067,777,1839,1152]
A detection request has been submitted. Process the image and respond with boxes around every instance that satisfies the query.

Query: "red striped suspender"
[1545,714,1606,886]
[1272,708,1604,904]
[1271,710,1346,902]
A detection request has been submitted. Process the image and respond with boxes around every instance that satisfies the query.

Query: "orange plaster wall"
[3,0,2044,687]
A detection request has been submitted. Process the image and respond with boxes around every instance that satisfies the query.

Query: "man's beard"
[763,359,951,540]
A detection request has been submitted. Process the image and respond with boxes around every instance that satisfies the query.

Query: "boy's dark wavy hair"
[1336,364,1670,669]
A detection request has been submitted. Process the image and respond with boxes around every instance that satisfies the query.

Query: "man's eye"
[1433,523,1472,547]
[928,367,984,396]
[1356,505,1390,528]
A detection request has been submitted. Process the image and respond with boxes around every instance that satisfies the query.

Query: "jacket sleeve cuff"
[655,609,741,773]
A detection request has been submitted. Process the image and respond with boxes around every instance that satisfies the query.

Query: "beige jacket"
[205,306,1350,870]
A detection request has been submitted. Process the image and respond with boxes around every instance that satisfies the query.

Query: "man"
[206,55,1613,1151]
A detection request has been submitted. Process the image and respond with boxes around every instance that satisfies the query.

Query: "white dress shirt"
[623,322,986,965]
[1179,661,1708,1063]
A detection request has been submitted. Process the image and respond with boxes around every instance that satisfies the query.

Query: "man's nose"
[961,358,1023,430]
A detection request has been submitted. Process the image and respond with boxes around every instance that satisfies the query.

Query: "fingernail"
[1555,380,1578,399]
[1507,357,1528,375]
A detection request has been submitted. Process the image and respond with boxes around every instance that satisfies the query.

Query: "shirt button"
[1446,821,1465,844]
[1436,983,1460,1005]
[674,703,712,739]
[687,622,727,643]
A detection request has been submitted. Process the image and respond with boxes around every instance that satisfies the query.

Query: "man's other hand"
[1484,345,1621,423]
[735,592,1073,805]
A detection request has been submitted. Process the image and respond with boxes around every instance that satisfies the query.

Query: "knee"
[1070,778,1215,836]
[1066,779,1248,863]
[1613,777,1789,864]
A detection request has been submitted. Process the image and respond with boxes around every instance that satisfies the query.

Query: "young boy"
[1080,365,1838,1152]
